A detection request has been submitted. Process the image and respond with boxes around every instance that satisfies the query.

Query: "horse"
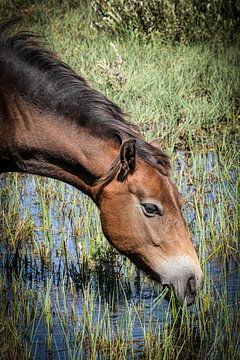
[0,19,203,305]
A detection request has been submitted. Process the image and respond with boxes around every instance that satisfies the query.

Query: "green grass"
[0,1,239,359]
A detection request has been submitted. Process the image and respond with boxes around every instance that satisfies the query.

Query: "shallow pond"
[0,151,239,359]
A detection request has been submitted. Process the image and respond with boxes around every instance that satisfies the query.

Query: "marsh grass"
[0,147,238,360]
[0,2,239,359]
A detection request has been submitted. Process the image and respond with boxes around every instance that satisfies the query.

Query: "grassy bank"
[0,1,239,359]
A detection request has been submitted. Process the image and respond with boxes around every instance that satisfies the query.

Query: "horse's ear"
[149,137,162,149]
[118,139,136,182]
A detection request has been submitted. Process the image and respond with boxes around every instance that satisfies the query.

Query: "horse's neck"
[0,94,118,202]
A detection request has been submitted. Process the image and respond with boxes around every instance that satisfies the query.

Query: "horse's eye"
[141,203,162,217]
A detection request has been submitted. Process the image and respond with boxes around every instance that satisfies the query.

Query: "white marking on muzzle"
[157,255,203,299]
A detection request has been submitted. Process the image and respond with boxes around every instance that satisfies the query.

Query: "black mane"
[0,19,170,175]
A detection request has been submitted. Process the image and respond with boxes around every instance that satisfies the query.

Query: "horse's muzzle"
[171,272,204,305]
[158,256,204,305]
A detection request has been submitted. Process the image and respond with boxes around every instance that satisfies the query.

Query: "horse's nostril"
[187,277,197,296]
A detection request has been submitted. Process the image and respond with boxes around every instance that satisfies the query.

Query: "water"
[0,151,239,359]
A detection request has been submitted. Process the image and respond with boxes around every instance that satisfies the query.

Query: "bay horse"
[0,19,203,305]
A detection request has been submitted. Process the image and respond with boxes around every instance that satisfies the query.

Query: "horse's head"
[98,139,203,305]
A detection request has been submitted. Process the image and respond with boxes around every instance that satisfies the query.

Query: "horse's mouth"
[161,284,196,306]
[125,251,203,305]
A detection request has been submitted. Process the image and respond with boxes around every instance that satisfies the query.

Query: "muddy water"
[0,152,239,359]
